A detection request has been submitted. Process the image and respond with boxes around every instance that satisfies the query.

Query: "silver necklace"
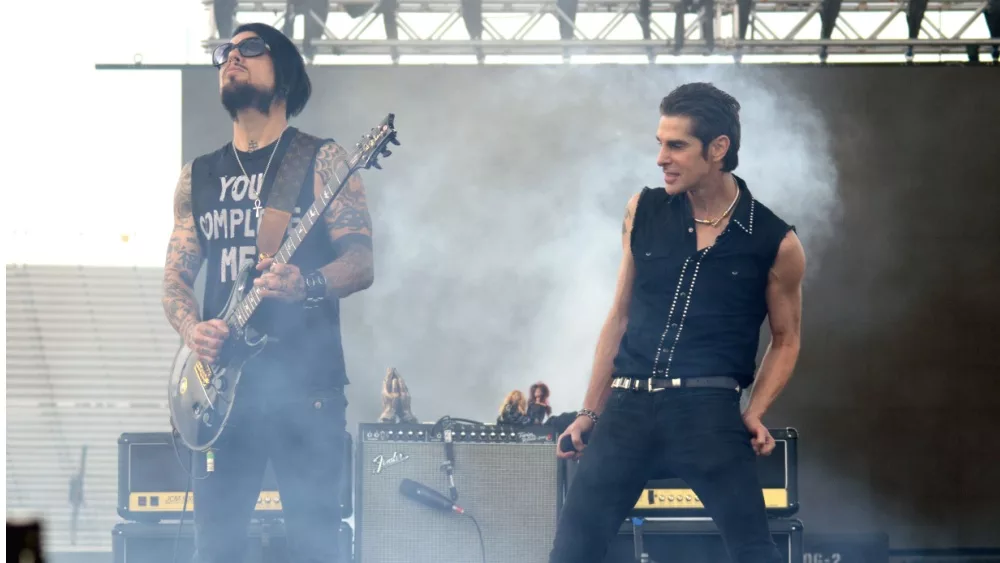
[233,127,286,218]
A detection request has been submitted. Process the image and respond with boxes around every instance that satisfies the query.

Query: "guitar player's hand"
[185,320,229,365]
[254,258,306,302]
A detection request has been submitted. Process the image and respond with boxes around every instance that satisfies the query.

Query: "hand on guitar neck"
[253,257,307,303]
[184,319,229,365]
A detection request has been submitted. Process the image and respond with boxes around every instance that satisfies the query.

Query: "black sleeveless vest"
[190,128,349,394]
[612,176,794,388]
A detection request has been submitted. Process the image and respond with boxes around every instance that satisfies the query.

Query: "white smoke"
[327,65,840,423]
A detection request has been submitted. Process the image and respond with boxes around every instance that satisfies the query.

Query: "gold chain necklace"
[693,188,740,228]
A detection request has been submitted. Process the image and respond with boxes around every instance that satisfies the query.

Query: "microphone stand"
[432,415,483,503]
[442,428,458,502]
[69,445,88,546]
[631,517,658,563]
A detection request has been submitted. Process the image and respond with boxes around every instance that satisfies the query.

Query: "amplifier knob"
[685,495,692,501]
[480,432,487,438]
[657,494,665,501]
[460,431,467,437]
[407,431,414,437]
[667,495,674,502]
[489,432,496,439]
[418,431,425,437]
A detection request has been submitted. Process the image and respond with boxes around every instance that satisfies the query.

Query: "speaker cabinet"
[355,423,562,563]
[605,518,803,563]
[111,521,353,563]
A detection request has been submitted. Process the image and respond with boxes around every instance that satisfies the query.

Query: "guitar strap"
[255,130,330,259]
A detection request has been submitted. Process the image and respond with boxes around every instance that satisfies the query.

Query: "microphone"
[399,478,464,514]
[559,430,592,454]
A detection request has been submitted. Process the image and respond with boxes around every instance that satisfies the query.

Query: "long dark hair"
[529,382,552,416]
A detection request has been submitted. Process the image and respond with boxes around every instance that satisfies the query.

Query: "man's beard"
[221,82,277,120]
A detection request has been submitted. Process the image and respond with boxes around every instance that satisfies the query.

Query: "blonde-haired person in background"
[497,390,532,426]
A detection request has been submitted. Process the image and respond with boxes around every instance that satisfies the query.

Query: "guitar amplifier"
[606,518,803,563]
[355,422,562,563]
[117,431,352,521]
[565,427,798,517]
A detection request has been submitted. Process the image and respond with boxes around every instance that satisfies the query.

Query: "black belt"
[610,376,741,393]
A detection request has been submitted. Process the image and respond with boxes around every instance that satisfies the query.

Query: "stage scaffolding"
[202,0,1000,59]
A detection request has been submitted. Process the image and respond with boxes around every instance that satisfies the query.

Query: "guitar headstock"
[352,113,400,171]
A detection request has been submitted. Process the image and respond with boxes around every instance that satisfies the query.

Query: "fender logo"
[372,451,409,474]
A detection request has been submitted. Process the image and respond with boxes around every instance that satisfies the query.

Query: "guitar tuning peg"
[381,150,392,158]
[371,160,382,170]
[391,137,401,146]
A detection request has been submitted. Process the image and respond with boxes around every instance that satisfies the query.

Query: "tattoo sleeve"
[162,162,204,340]
[313,142,375,299]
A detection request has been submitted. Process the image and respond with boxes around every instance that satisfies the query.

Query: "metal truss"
[203,0,1000,58]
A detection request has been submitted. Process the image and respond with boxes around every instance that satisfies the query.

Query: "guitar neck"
[226,151,359,329]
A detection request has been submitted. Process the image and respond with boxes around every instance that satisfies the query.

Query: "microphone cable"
[465,513,486,563]
[169,429,209,563]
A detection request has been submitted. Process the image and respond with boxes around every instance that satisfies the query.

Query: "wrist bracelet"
[303,271,327,308]
[578,408,600,425]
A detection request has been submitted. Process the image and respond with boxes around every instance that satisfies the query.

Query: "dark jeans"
[550,387,782,563]
[191,385,348,563]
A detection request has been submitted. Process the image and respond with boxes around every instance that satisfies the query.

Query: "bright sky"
[3,0,989,267]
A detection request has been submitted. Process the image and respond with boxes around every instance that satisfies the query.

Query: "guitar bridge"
[193,361,213,387]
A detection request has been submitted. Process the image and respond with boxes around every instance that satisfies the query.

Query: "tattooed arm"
[312,141,375,299]
[162,163,204,341]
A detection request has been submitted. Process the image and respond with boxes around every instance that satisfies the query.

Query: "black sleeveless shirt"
[190,128,349,396]
[612,176,793,388]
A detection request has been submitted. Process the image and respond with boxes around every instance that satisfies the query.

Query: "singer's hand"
[557,415,594,460]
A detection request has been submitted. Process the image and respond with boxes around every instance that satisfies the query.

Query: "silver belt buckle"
[649,378,666,393]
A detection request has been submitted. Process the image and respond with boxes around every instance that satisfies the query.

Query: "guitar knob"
[192,403,202,416]
[213,377,227,391]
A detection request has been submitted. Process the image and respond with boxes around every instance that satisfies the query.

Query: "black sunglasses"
[213,37,270,68]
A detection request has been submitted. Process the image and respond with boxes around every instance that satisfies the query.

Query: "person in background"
[497,390,532,426]
[527,382,552,425]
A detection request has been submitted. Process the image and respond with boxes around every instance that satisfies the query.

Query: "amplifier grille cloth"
[358,441,559,563]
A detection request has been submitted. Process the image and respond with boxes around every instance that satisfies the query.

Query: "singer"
[551,83,806,563]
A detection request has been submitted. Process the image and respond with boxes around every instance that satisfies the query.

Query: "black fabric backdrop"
[181,65,1000,548]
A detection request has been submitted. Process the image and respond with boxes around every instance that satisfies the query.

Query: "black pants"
[550,387,782,563]
[191,386,348,563]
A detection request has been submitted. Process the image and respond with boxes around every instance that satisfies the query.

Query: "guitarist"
[161,23,373,563]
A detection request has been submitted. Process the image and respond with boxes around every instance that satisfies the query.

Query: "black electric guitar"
[168,114,400,452]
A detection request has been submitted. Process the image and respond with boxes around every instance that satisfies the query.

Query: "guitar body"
[168,262,267,451]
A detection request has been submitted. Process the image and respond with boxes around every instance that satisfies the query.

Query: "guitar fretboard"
[226,154,358,329]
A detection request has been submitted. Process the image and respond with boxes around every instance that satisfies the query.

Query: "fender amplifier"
[117,431,352,521]
[565,427,798,517]
[355,422,562,563]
